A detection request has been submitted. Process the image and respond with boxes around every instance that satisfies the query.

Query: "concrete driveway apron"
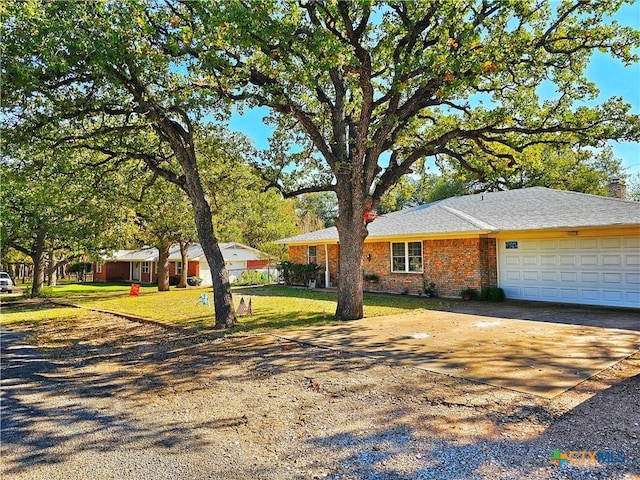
[280,308,640,398]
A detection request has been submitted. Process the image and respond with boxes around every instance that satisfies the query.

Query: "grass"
[1,283,455,334]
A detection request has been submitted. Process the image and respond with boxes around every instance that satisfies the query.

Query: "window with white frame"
[175,261,183,275]
[307,246,317,264]
[142,262,149,274]
[391,241,423,273]
[96,262,103,274]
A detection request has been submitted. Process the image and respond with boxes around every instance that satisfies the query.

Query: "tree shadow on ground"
[301,373,639,479]
[1,310,638,479]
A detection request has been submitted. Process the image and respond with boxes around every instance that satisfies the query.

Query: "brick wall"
[287,244,339,287]
[288,237,498,297]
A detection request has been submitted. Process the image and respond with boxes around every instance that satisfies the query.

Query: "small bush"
[363,273,379,282]
[169,276,180,286]
[422,279,438,297]
[279,261,320,286]
[459,287,480,300]
[232,271,272,286]
[480,287,505,302]
[187,276,203,287]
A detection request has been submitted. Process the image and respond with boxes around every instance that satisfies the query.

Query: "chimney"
[607,178,626,200]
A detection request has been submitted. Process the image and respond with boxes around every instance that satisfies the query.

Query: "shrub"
[459,287,480,300]
[363,273,379,282]
[168,276,180,286]
[187,276,203,287]
[278,261,320,286]
[480,286,505,302]
[69,262,92,273]
[422,279,438,297]
[232,271,272,286]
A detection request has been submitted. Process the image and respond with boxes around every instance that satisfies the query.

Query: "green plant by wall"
[232,271,273,286]
[363,273,379,283]
[187,276,203,286]
[422,279,438,297]
[459,287,480,300]
[278,261,320,286]
[480,287,505,302]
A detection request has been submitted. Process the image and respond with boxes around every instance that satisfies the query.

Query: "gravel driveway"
[2,307,639,479]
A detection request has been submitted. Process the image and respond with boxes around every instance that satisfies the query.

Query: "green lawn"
[1,283,454,334]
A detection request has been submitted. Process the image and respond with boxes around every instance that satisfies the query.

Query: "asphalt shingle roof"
[280,187,640,244]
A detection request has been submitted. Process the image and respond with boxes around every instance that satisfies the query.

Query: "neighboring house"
[278,187,640,308]
[94,242,269,287]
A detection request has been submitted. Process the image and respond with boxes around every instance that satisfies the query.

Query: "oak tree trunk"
[30,231,46,297]
[46,249,58,287]
[157,242,170,291]
[334,180,368,320]
[176,241,191,288]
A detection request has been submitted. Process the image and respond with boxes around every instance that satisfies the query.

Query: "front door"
[131,262,141,282]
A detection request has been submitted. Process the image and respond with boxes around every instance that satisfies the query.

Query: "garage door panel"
[580,239,598,249]
[603,291,624,302]
[560,289,579,300]
[541,287,559,297]
[582,290,600,301]
[627,273,640,284]
[558,239,576,249]
[602,273,623,284]
[626,238,640,248]
[602,255,621,266]
[580,255,599,266]
[499,235,640,308]
[541,255,556,265]
[541,271,556,281]
[581,272,599,283]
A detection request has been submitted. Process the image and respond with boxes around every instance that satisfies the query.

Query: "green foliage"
[295,193,338,228]
[422,279,438,298]
[232,271,273,286]
[480,287,506,302]
[444,145,626,195]
[460,287,480,300]
[279,261,320,286]
[68,263,92,274]
[363,273,379,283]
[187,276,203,287]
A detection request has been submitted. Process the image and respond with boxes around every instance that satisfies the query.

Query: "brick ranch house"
[278,187,640,308]
[94,242,269,286]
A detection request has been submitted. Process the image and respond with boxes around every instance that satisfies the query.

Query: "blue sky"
[228,4,640,177]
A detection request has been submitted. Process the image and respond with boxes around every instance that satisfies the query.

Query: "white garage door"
[199,260,213,287]
[499,236,640,308]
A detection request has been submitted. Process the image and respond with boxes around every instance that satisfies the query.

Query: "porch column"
[129,262,132,282]
[324,244,330,287]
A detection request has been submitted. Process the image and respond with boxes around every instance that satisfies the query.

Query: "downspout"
[324,244,330,287]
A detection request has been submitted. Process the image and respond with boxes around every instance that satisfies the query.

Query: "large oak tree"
[182,0,639,319]
[2,1,238,326]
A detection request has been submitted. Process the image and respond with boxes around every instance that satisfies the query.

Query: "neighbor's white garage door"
[499,236,640,308]
[199,260,213,287]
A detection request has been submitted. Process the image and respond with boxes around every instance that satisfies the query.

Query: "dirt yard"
[2,305,639,480]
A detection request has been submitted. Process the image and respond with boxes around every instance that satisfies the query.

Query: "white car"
[0,272,14,293]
